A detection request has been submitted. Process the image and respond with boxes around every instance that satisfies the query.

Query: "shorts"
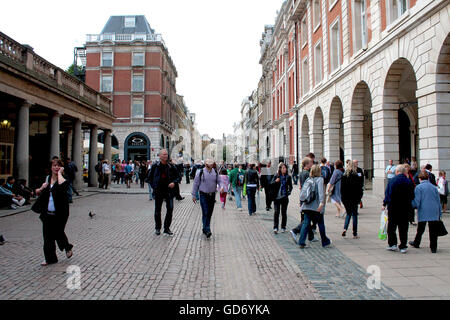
[440,194,448,205]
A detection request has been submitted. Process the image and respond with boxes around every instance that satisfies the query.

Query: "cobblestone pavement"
[0,184,317,300]
[1,182,449,300]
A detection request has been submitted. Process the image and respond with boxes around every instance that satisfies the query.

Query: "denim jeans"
[154,193,174,231]
[298,210,330,247]
[247,186,257,215]
[199,192,216,233]
[67,180,74,202]
[293,174,298,185]
[148,183,154,200]
[343,204,358,236]
[233,186,242,208]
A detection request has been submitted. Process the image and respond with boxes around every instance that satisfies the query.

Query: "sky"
[1,0,283,139]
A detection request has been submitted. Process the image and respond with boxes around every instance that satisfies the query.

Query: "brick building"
[253,0,449,196]
[85,15,183,162]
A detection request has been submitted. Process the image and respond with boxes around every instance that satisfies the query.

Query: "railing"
[0,31,112,116]
[86,33,166,47]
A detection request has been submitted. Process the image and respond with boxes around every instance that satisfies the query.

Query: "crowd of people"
[1,148,449,265]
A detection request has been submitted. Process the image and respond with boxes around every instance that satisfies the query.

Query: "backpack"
[237,171,245,187]
[299,178,317,204]
[199,167,218,183]
[445,180,449,197]
[95,162,101,173]
[321,166,331,184]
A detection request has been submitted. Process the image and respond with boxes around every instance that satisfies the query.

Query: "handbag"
[31,176,50,214]
[437,220,448,237]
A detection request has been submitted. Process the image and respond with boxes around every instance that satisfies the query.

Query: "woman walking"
[438,171,448,213]
[270,163,293,233]
[298,164,331,248]
[218,168,230,210]
[245,163,260,216]
[341,160,364,239]
[34,159,73,266]
[327,160,346,218]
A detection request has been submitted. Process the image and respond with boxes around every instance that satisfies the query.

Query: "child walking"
[218,168,230,210]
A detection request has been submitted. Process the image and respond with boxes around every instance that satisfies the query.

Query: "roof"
[101,15,154,35]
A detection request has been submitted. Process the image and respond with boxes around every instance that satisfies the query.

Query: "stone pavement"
[0,182,449,300]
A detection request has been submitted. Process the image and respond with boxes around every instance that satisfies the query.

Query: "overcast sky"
[1,0,283,139]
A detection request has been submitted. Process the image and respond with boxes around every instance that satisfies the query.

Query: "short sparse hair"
[418,171,429,181]
[310,164,321,178]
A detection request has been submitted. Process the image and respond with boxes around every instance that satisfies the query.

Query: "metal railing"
[86,33,166,48]
[0,31,112,115]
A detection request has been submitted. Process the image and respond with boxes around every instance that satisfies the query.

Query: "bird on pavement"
[89,211,96,219]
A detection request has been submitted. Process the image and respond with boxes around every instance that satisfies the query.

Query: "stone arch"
[349,81,374,184]
[300,114,310,159]
[312,107,324,160]
[433,32,450,174]
[325,96,344,162]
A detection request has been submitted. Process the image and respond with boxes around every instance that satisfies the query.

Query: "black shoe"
[431,249,437,253]
[164,229,174,236]
[155,229,161,236]
[409,241,419,248]
[266,207,270,211]
[206,232,212,239]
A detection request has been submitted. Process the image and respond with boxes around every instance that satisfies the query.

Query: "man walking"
[148,149,181,236]
[229,164,246,211]
[65,158,79,202]
[192,159,219,238]
[260,160,274,211]
[291,161,299,185]
[102,160,111,190]
[383,165,415,253]
[353,160,365,209]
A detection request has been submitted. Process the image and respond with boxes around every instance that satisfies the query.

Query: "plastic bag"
[243,183,247,197]
[378,210,388,240]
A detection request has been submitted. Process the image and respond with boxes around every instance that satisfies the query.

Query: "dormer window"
[124,17,136,28]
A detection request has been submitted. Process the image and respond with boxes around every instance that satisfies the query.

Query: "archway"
[350,81,374,184]
[384,58,418,165]
[434,32,450,174]
[312,107,324,160]
[300,115,310,159]
[124,132,150,162]
[327,97,344,162]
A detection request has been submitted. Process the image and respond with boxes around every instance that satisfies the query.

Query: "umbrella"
[83,140,119,155]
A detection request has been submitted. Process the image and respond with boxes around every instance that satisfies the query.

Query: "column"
[16,101,31,181]
[343,117,365,166]
[323,124,341,162]
[49,112,61,160]
[104,129,112,163]
[88,125,98,187]
[66,129,73,160]
[73,119,83,190]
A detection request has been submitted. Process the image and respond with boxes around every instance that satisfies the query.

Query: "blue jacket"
[412,180,442,222]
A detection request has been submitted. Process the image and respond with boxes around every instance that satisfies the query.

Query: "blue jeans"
[67,180,74,202]
[199,192,216,233]
[247,186,257,215]
[293,174,298,185]
[148,183,154,200]
[299,210,330,247]
[343,204,358,236]
[233,186,242,208]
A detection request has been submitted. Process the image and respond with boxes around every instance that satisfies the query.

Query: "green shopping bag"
[243,183,247,197]
[378,210,388,240]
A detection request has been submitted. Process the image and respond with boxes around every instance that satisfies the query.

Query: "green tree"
[66,63,84,76]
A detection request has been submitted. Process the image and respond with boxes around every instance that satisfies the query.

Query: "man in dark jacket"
[353,160,365,209]
[147,149,181,236]
[260,160,274,211]
[383,165,415,253]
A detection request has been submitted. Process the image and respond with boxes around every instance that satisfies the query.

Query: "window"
[330,19,341,72]
[301,16,308,48]
[101,75,112,92]
[102,52,113,67]
[302,58,309,95]
[387,0,408,25]
[314,42,322,84]
[313,0,321,30]
[132,99,144,119]
[124,16,136,28]
[132,74,144,92]
[0,144,13,177]
[132,52,144,66]
[353,0,367,52]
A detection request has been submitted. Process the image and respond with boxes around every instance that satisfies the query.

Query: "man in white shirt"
[385,160,396,182]
[102,160,111,189]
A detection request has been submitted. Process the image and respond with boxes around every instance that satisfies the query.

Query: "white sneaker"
[238,208,243,212]
[273,228,278,234]
[281,228,286,233]
[10,204,19,209]
[400,248,407,254]
[386,245,398,251]
[310,237,319,243]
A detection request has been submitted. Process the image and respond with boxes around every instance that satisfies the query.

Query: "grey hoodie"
[301,176,325,214]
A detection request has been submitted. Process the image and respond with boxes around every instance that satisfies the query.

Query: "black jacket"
[270,174,293,198]
[341,172,364,207]
[33,179,70,222]
[147,161,181,193]
[245,169,260,188]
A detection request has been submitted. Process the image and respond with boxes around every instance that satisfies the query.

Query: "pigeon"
[89,211,96,218]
